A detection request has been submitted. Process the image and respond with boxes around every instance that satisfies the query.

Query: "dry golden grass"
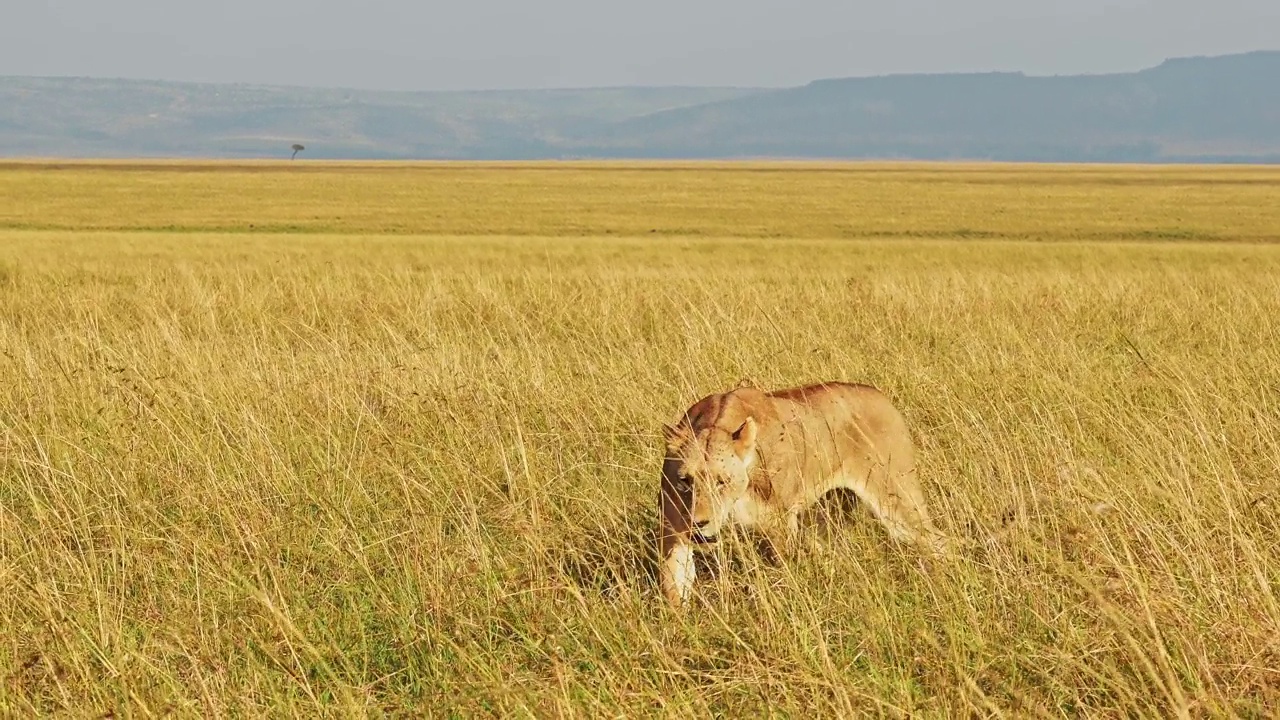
[3,160,1279,241]
[2,161,1279,716]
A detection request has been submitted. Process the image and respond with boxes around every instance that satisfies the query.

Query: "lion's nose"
[691,520,718,544]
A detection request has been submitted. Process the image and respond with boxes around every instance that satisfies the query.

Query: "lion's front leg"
[660,530,696,606]
[755,510,800,566]
[658,487,696,607]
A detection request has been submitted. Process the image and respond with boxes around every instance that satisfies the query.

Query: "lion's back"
[763,381,915,471]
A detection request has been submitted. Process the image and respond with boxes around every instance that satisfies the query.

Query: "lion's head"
[661,401,759,540]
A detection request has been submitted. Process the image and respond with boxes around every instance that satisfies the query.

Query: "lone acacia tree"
[290,143,305,160]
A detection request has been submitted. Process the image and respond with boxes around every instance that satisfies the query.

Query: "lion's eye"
[675,474,692,493]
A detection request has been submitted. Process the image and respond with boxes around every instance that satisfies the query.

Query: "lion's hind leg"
[835,470,951,557]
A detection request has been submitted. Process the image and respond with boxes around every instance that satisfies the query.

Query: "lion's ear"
[662,422,686,450]
[731,417,758,459]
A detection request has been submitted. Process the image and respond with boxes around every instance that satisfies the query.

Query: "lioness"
[658,381,950,606]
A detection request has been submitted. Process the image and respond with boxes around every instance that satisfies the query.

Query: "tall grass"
[1,162,1279,716]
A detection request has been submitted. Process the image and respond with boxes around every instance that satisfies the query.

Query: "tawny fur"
[658,381,950,607]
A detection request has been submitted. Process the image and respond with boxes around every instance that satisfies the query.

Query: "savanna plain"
[1,161,1279,717]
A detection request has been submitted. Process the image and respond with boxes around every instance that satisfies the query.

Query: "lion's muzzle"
[691,519,718,544]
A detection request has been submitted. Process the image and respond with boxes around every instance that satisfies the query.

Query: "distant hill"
[0,79,759,159]
[589,51,1280,162]
[3,51,1279,162]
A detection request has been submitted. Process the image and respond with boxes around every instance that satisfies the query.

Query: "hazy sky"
[3,0,1277,91]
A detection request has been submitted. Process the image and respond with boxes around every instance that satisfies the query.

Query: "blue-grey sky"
[3,0,1277,91]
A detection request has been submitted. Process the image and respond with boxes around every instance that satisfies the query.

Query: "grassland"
[1,161,1279,717]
